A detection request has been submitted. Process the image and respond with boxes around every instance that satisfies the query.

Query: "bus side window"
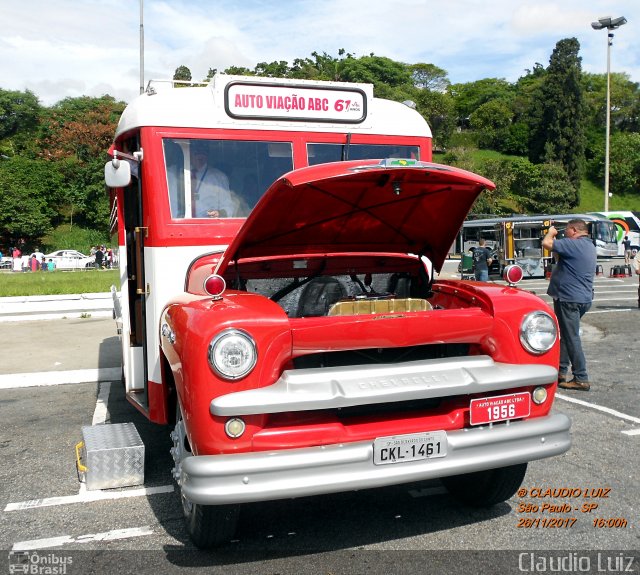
[165,142,185,218]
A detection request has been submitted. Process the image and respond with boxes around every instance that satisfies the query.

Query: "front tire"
[182,496,240,549]
[441,463,527,507]
[172,402,240,548]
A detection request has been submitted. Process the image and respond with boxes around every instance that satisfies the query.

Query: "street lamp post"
[591,15,627,212]
[140,0,145,95]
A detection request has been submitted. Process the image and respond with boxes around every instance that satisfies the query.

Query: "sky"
[2,0,639,107]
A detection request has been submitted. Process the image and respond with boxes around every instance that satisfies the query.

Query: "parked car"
[44,250,95,270]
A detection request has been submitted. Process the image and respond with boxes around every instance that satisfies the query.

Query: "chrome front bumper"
[180,413,571,505]
[210,355,558,416]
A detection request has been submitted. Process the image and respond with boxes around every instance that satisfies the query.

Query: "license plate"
[373,431,447,465]
[469,392,531,425]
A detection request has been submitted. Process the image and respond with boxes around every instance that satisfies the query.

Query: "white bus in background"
[590,211,640,256]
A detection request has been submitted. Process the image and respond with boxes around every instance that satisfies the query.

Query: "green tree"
[289,50,352,81]
[528,38,586,199]
[0,155,63,248]
[173,66,192,87]
[413,88,455,150]
[222,66,252,77]
[448,78,515,124]
[511,160,575,213]
[469,100,512,149]
[410,63,450,92]
[588,132,640,196]
[36,96,124,231]
[254,60,291,78]
[340,55,413,91]
[0,88,41,156]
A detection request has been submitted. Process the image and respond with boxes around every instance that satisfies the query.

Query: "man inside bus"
[542,219,596,391]
[190,143,236,218]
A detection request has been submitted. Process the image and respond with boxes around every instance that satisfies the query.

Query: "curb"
[0,368,122,390]
[0,293,115,322]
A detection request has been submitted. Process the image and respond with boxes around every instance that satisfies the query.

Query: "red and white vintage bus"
[105,74,570,548]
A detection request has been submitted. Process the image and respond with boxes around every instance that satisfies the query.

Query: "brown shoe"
[558,378,590,391]
[558,373,568,384]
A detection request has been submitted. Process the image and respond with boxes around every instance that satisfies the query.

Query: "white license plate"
[373,431,447,465]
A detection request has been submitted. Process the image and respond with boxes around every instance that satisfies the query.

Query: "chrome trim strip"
[181,413,571,505]
[210,355,557,416]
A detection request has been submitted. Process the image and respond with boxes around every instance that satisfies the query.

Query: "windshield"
[307,143,419,165]
[163,138,294,219]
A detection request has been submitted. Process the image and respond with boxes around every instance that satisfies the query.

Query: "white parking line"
[588,308,635,313]
[12,526,154,550]
[556,393,640,434]
[4,485,174,511]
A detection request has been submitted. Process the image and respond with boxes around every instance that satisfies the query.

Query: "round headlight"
[520,311,557,354]
[208,329,257,380]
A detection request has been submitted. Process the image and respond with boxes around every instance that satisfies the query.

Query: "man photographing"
[542,219,596,391]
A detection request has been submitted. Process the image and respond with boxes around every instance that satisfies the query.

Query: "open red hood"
[217,159,495,274]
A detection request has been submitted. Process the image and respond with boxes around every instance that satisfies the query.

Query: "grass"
[0,269,119,297]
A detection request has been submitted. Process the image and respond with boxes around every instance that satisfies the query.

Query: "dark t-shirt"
[472,246,492,272]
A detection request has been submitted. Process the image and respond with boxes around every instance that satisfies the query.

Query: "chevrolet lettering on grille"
[358,374,449,390]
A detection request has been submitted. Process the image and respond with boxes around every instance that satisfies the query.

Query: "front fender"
[160,292,292,455]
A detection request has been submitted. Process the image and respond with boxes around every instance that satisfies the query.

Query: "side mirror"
[105,158,132,188]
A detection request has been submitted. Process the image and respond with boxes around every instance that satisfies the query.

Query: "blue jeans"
[553,299,591,381]
[474,269,489,281]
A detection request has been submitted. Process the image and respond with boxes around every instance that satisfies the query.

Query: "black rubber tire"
[441,463,527,507]
[174,402,240,548]
[182,497,240,549]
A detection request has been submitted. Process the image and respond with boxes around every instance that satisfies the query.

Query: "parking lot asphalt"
[0,316,120,380]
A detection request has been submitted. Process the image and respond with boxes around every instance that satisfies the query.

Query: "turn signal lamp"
[532,387,548,405]
[225,418,246,438]
[503,264,524,286]
[204,274,226,298]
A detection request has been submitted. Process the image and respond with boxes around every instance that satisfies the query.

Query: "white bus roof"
[114,74,432,139]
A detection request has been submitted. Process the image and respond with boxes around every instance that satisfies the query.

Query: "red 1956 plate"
[469,392,531,425]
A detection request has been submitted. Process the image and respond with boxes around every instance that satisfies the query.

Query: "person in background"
[94,246,104,269]
[40,255,47,271]
[542,219,596,391]
[12,246,22,272]
[634,249,640,308]
[47,258,56,272]
[622,235,632,265]
[472,238,493,281]
[31,247,45,263]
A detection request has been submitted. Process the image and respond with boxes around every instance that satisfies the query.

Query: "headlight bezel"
[519,310,557,354]
[208,328,257,380]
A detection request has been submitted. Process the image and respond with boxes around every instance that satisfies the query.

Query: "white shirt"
[192,167,236,218]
